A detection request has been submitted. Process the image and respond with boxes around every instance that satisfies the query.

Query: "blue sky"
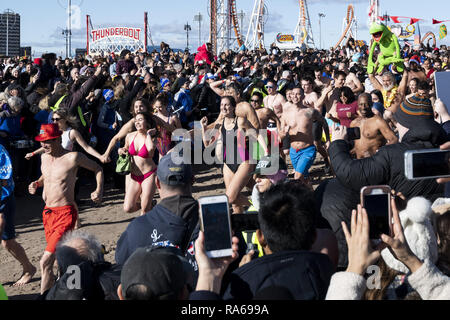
[3,0,449,56]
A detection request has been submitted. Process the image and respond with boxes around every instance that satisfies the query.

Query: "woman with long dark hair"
[118,112,158,215]
[200,96,268,213]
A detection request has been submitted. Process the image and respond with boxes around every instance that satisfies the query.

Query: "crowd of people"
[0,34,449,300]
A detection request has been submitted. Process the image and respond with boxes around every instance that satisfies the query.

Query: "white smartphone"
[404,149,450,180]
[198,195,233,258]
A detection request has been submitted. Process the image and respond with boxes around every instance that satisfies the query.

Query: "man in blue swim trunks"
[280,86,329,185]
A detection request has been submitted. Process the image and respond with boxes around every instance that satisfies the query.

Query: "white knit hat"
[381,197,438,273]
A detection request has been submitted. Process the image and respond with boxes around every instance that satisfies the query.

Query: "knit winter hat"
[381,197,438,274]
[394,94,434,128]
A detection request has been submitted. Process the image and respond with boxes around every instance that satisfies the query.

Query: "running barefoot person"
[280,86,330,184]
[118,112,158,215]
[28,124,103,295]
[350,93,398,159]
[301,77,331,171]
[201,96,268,213]
[26,108,106,228]
[0,143,36,287]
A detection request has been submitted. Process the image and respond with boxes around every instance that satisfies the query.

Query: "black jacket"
[316,121,447,268]
[115,195,199,266]
[45,261,121,300]
[222,251,334,300]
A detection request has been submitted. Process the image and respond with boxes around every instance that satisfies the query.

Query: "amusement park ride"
[84,0,444,56]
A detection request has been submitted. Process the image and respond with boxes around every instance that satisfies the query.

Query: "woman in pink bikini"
[118,112,158,215]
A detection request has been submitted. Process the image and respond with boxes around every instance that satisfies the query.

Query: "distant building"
[20,46,32,57]
[0,10,20,56]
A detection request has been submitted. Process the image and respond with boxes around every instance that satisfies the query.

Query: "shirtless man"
[407,56,427,83]
[338,61,364,94]
[280,86,330,183]
[263,79,286,118]
[250,92,280,130]
[317,71,347,116]
[369,70,408,119]
[314,66,331,89]
[350,93,398,159]
[250,92,281,160]
[210,79,261,130]
[28,124,103,295]
[301,77,331,169]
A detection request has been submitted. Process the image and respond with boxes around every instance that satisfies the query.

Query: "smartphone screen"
[201,202,232,252]
[412,151,450,179]
[364,193,390,239]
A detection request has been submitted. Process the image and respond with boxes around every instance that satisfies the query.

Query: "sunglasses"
[266,85,275,89]
[250,99,260,103]
[52,117,62,121]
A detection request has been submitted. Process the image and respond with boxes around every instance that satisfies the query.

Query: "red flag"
[433,19,442,24]
[410,18,420,25]
[391,16,401,24]
[378,16,385,21]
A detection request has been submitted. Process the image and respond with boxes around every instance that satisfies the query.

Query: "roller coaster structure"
[293,0,315,48]
[245,0,266,50]
[209,0,244,55]
[333,4,357,50]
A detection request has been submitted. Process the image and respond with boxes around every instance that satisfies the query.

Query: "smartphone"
[231,214,260,233]
[404,149,450,180]
[360,185,392,239]
[435,72,450,113]
[198,195,233,258]
[347,127,361,140]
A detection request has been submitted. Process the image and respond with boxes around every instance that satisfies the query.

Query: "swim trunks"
[289,145,317,177]
[42,205,78,253]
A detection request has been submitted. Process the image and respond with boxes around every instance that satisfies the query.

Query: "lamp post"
[184,23,192,49]
[194,13,203,48]
[62,28,71,58]
[318,13,325,49]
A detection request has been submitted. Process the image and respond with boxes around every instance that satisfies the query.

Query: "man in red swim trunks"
[28,124,104,295]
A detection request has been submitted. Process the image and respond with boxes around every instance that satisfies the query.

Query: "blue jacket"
[115,195,199,266]
[0,144,14,203]
[222,250,334,300]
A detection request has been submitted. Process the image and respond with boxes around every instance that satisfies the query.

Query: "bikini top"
[128,134,150,158]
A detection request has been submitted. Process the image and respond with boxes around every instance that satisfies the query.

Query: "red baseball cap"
[35,124,62,142]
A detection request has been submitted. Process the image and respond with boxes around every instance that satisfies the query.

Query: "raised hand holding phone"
[198,195,233,258]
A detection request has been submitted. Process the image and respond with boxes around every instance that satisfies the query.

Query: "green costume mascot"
[367,22,405,74]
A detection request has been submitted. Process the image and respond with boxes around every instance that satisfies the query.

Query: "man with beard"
[368,70,408,122]
[349,93,398,159]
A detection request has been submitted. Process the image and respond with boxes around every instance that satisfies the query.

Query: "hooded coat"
[194,44,213,66]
